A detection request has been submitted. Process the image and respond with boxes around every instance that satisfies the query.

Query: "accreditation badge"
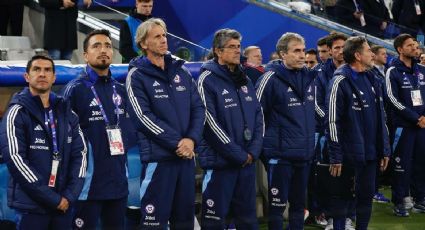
[411,90,423,106]
[48,159,60,187]
[106,125,125,155]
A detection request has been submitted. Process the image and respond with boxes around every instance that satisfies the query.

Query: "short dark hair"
[371,45,385,55]
[343,36,368,64]
[393,33,414,54]
[26,55,55,73]
[306,48,317,55]
[326,32,347,49]
[83,29,111,52]
[317,36,328,47]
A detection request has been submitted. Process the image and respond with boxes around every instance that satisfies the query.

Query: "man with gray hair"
[125,18,205,229]
[256,32,316,229]
[326,36,390,230]
[197,28,264,229]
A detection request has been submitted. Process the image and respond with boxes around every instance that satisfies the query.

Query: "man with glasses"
[119,0,154,63]
[198,28,263,229]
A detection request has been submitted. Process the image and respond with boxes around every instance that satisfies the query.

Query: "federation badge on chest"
[174,75,181,83]
[241,86,248,93]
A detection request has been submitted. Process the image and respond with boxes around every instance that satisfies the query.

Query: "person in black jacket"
[38,0,92,60]
[0,0,24,36]
[0,55,87,229]
[335,0,390,38]
[119,0,153,63]
[392,0,425,38]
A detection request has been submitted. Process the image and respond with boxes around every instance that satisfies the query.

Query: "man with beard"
[0,55,87,229]
[126,18,205,229]
[386,33,425,217]
[119,0,154,63]
[326,36,390,230]
[62,29,132,229]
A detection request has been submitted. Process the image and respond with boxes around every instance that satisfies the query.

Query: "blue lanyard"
[45,110,60,160]
[90,85,120,126]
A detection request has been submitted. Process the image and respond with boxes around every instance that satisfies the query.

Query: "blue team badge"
[112,94,122,106]
[241,86,248,93]
[145,204,155,214]
[174,75,181,83]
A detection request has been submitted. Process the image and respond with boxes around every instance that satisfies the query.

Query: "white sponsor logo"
[271,187,279,195]
[30,145,49,150]
[206,199,214,207]
[222,89,229,95]
[35,138,45,144]
[75,218,84,228]
[307,95,314,101]
[353,93,357,98]
[153,81,160,87]
[176,86,186,91]
[225,98,233,103]
[145,204,155,214]
[287,87,293,92]
[68,136,72,143]
[89,98,98,107]
[34,125,43,131]
[359,90,364,95]
[245,96,252,101]
[307,86,312,92]
[155,89,164,93]
[154,95,169,98]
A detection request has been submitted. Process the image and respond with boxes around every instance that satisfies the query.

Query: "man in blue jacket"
[386,33,425,217]
[0,55,87,229]
[326,36,390,230]
[256,32,316,230]
[313,32,351,229]
[62,29,132,229]
[126,18,205,229]
[197,28,263,230]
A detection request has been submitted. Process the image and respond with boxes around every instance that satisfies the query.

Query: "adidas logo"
[34,125,43,131]
[287,87,293,92]
[153,81,160,87]
[222,89,229,95]
[89,98,98,107]
[360,90,364,95]
[353,93,357,98]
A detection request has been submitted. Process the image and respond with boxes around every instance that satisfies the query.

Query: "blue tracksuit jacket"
[126,54,205,162]
[0,88,87,214]
[315,58,337,133]
[326,64,390,165]
[197,60,264,169]
[62,66,131,200]
[385,58,425,127]
[256,60,316,162]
